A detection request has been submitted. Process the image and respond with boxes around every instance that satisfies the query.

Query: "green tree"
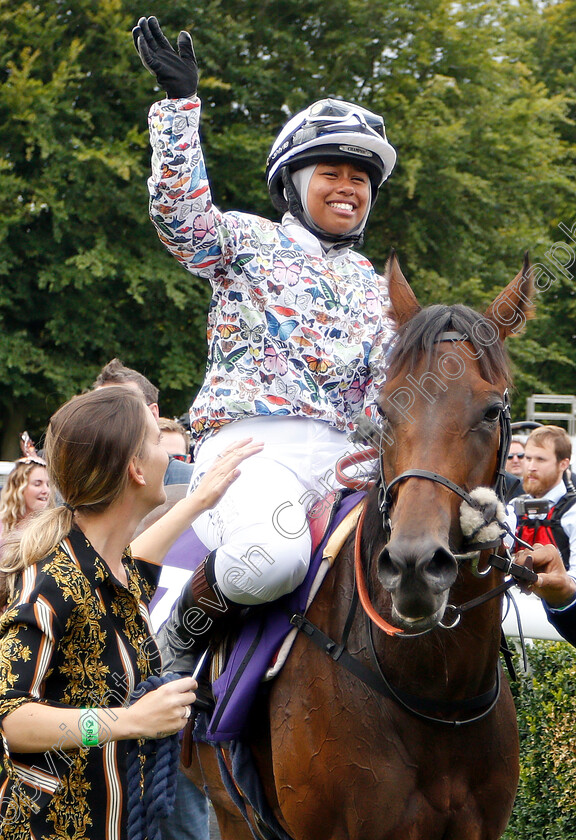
[0,0,211,457]
[360,0,575,420]
[503,0,576,417]
[1,0,575,455]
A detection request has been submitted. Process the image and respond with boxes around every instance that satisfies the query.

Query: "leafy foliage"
[0,0,211,454]
[504,640,576,839]
[0,0,575,454]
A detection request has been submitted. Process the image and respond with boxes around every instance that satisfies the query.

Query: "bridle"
[292,331,535,725]
[344,328,513,630]
[351,388,512,636]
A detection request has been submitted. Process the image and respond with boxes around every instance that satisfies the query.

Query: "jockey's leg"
[191,415,350,604]
[157,455,312,676]
[156,417,350,689]
[198,454,313,604]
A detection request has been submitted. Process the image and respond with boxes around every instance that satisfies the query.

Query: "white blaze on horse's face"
[375,253,534,633]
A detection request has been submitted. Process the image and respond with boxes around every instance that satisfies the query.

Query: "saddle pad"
[148,527,209,629]
[205,489,366,742]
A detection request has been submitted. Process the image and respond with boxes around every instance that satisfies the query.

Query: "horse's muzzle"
[377,538,458,630]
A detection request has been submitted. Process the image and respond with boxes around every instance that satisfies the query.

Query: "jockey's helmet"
[266,98,396,243]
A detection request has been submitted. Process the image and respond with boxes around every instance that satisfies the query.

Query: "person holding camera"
[514,425,576,572]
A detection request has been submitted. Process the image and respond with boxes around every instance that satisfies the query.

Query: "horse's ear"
[483,252,535,340]
[386,250,422,327]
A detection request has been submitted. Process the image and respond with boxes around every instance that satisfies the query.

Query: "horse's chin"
[391,595,450,635]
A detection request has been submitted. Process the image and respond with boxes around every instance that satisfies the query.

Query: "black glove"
[132,16,198,99]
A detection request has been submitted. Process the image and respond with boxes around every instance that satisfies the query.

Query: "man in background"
[515,425,576,573]
[159,417,192,463]
[93,359,193,485]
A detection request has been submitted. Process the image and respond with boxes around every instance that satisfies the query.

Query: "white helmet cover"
[266,98,397,220]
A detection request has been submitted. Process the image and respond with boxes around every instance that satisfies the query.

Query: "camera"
[511,496,551,520]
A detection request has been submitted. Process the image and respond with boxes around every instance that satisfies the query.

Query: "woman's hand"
[514,543,576,608]
[3,677,198,752]
[191,438,264,511]
[129,676,197,739]
[131,438,263,565]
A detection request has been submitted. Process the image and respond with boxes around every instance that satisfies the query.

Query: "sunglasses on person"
[507,452,525,460]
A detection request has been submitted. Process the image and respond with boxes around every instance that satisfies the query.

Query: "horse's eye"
[483,405,501,423]
[376,404,388,422]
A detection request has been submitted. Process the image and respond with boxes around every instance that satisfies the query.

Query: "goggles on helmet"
[267,99,388,172]
[302,98,386,136]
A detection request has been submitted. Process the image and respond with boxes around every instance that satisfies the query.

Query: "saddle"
[188,489,365,840]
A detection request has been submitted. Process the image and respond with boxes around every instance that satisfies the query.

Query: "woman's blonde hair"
[0,458,49,534]
[0,387,149,603]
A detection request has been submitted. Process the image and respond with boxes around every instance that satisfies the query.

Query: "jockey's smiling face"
[306,162,370,236]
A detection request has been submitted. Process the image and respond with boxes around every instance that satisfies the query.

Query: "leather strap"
[354,504,404,636]
[290,611,500,726]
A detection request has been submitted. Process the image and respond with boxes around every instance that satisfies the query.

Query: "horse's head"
[375,253,534,633]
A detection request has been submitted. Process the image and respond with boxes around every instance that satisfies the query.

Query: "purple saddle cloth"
[150,490,365,743]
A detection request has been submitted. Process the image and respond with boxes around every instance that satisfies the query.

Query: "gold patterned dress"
[0,527,161,839]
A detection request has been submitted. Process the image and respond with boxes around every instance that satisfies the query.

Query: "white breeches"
[190,416,354,605]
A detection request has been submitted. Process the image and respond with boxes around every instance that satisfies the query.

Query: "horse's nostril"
[378,541,458,596]
[418,547,458,590]
[378,547,402,590]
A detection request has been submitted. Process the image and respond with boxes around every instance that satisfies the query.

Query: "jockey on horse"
[133,16,397,681]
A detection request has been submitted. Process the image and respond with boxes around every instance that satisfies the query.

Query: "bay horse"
[185,254,534,840]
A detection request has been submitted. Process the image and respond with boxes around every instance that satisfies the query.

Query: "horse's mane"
[386,304,510,385]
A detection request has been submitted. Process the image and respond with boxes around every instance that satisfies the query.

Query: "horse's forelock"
[386,303,510,385]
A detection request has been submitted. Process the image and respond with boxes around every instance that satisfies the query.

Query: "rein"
[290,602,502,727]
[354,503,404,636]
[292,482,527,724]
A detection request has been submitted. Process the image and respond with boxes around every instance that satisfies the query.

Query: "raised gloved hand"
[132,16,198,99]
